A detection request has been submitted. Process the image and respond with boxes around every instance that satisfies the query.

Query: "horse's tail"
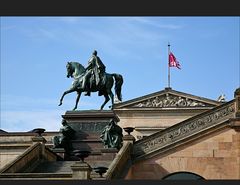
[111,73,123,101]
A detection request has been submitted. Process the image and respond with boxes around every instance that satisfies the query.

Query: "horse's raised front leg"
[73,91,82,111]
[58,88,76,106]
[100,93,110,110]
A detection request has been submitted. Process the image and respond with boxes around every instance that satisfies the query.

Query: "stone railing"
[104,142,132,179]
[133,100,235,161]
[0,142,42,173]
[43,147,58,162]
[0,173,72,180]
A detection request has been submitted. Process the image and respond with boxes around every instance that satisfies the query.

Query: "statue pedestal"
[71,161,92,180]
[62,110,119,152]
[62,110,119,136]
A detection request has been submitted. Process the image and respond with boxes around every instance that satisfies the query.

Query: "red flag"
[169,52,181,69]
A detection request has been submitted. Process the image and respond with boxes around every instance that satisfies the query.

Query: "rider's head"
[93,50,97,56]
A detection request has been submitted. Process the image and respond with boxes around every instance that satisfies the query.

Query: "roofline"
[113,87,222,109]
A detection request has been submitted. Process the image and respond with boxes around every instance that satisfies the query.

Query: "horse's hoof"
[58,103,62,106]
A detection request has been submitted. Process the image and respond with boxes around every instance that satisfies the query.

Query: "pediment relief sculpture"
[132,94,208,108]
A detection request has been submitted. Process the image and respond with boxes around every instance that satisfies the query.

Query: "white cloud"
[38,28,59,40]
[125,17,184,30]
[1,94,99,111]
[1,110,63,132]
[16,17,170,56]
[0,96,112,132]
[0,94,106,132]
[2,95,56,108]
[58,17,81,24]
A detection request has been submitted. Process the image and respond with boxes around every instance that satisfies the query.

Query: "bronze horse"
[58,62,123,110]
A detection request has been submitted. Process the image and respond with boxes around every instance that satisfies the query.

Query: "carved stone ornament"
[132,94,208,108]
[69,122,109,133]
[133,101,235,158]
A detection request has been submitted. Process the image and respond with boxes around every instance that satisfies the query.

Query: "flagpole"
[168,42,171,88]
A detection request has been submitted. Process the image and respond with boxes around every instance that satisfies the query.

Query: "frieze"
[132,94,207,108]
[68,122,109,133]
[133,102,235,158]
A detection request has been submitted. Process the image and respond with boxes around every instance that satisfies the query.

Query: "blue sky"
[1,17,239,132]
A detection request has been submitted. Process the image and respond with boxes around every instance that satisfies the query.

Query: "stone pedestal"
[32,136,47,157]
[62,110,120,151]
[62,110,119,136]
[123,135,136,143]
[61,110,121,160]
[32,136,47,144]
[71,161,92,179]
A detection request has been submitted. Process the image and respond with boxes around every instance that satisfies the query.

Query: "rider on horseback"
[82,50,106,96]
[59,58,123,110]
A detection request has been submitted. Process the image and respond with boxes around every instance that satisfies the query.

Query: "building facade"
[0,88,239,180]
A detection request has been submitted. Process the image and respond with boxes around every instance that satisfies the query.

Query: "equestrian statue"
[58,50,123,110]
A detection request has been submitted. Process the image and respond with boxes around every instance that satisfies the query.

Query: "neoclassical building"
[0,87,239,180]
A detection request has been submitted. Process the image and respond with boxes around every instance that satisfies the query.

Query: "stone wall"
[0,148,26,169]
[0,133,57,169]
[0,143,42,173]
[125,127,240,179]
[116,109,209,140]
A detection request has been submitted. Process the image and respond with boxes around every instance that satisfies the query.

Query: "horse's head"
[66,62,73,78]
[66,61,86,79]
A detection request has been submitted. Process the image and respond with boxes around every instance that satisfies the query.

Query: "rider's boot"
[83,81,91,96]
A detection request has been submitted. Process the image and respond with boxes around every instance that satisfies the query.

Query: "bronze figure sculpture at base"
[58,50,123,110]
[52,119,76,154]
[100,119,123,150]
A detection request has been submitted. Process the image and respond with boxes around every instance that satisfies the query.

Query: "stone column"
[71,161,92,180]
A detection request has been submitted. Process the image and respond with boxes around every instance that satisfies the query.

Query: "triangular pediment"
[114,88,222,109]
